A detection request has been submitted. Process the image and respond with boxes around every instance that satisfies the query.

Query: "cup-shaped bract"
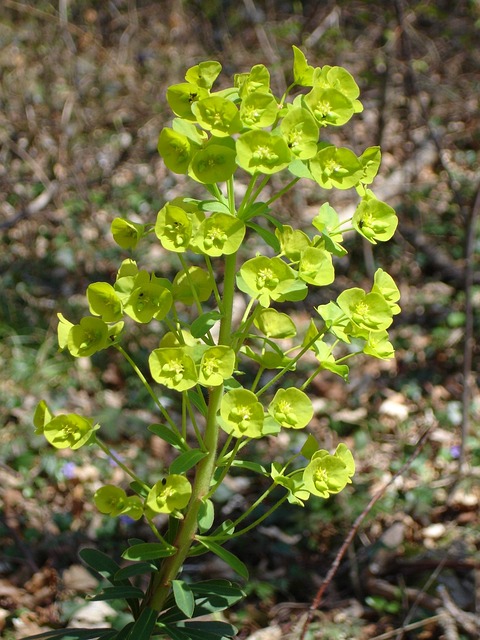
[372,268,401,315]
[235,64,271,98]
[298,247,335,286]
[146,475,192,515]
[124,282,173,323]
[220,388,265,438]
[199,345,235,387]
[363,330,395,360]
[268,388,314,429]
[280,107,319,159]
[87,282,123,323]
[149,347,198,391]
[309,146,363,190]
[191,212,245,257]
[337,288,393,332]
[237,256,307,307]
[314,65,362,112]
[303,87,354,127]
[189,139,237,184]
[292,45,315,87]
[172,266,213,305]
[254,308,297,339]
[33,400,53,435]
[155,203,193,252]
[236,130,291,175]
[239,91,279,129]
[276,225,311,262]
[94,485,129,517]
[353,193,398,243]
[192,96,242,137]
[57,313,74,350]
[157,128,194,175]
[303,449,352,498]
[67,316,109,358]
[185,60,222,90]
[44,413,98,450]
[166,82,209,120]
[111,217,145,250]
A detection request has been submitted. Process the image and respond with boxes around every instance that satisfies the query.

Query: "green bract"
[236,130,291,175]
[292,45,315,87]
[67,316,109,357]
[199,346,235,387]
[157,128,194,174]
[254,308,297,338]
[303,87,354,127]
[337,288,393,332]
[219,388,264,438]
[155,203,194,252]
[372,268,401,315]
[280,106,319,159]
[298,247,335,286]
[87,282,123,322]
[190,139,237,184]
[146,475,192,516]
[94,485,143,520]
[166,82,209,120]
[237,256,307,307]
[111,217,145,250]
[303,444,355,498]
[44,413,98,450]
[185,60,222,89]
[353,192,398,243]
[240,91,279,129]
[276,225,311,261]
[149,347,198,391]
[192,96,241,137]
[235,64,271,97]
[124,282,172,323]
[33,400,53,435]
[191,212,245,257]
[172,266,213,305]
[268,388,313,429]
[310,146,363,189]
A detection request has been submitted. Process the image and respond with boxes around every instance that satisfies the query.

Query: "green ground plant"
[30,47,399,640]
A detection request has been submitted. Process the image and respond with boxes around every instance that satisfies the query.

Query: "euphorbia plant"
[31,47,399,640]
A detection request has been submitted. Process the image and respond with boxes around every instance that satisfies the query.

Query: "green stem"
[95,436,149,490]
[265,177,300,206]
[145,251,238,613]
[116,345,178,433]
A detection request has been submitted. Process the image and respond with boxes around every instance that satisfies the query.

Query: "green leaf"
[90,586,144,601]
[170,449,208,475]
[79,548,123,584]
[254,308,297,338]
[229,460,268,475]
[122,543,176,561]
[33,400,53,435]
[166,82,209,120]
[189,141,237,184]
[191,311,223,338]
[67,316,109,357]
[161,620,238,640]
[148,423,188,452]
[352,192,398,243]
[246,221,280,253]
[158,128,194,174]
[87,282,123,323]
[114,563,154,581]
[197,538,249,580]
[198,498,215,533]
[126,606,158,640]
[280,106,319,159]
[185,60,222,89]
[44,414,98,451]
[172,266,213,305]
[301,434,320,460]
[20,630,116,640]
[111,218,145,250]
[172,580,195,618]
[298,247,335,286]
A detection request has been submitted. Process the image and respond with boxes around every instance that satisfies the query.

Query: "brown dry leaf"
[62,564,98,592]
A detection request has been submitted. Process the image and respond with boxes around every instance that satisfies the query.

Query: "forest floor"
[1,1,479,639]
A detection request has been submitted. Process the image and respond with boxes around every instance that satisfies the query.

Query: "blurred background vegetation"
[0,1,479,638]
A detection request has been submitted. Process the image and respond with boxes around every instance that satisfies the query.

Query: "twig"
[457,182,480,476]
[368,614,445,640]
[297,427,432,640]
[438,585,480,636]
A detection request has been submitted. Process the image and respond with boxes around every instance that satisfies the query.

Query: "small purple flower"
[108,449,124,467]
[450,445,461,459]
[119,515,135,526]
[61,462,77,479]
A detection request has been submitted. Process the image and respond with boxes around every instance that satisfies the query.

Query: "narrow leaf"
[148,423,187,451]
[79,548,122,584]
[21,630,116,640]
[172,579,195,618]
[114,563,154,581]
[122,542,176,562]
[246,222,280,253]
[191,310,223,338]
[197,538,249,580]
[90,586,144,601]
[170,449,208,475]
[126,606,158,640]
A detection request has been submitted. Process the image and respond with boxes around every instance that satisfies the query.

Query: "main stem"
[146,252,237,613]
